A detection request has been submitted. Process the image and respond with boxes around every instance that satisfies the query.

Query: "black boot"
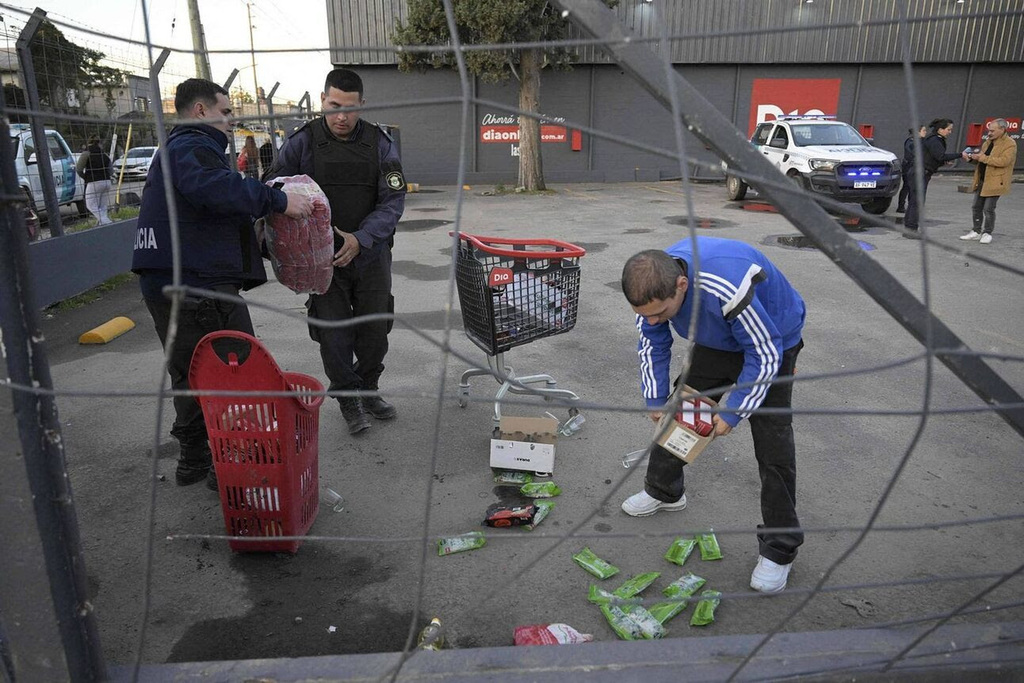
[176,460,211,486]
[362,395,397,420]
[340,397,371,435]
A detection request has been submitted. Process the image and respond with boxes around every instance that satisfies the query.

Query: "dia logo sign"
[747,78,842,136]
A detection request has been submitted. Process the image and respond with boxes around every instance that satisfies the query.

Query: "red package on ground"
[264,174,333,294]
[514,623,593,646]
[482,503,536,528]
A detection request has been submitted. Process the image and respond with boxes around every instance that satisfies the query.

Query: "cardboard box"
[655,387,716,464]
[490,416,558,474]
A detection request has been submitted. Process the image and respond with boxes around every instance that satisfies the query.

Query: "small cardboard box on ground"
[490,416,558,474]
[655,386,717,463]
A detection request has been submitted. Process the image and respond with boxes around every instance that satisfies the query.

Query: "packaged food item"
[494,470,533,485]
[572,547,620,579]
[524,500,554,531]
[601,604,666,640]
[263,174,334,294]
[513,623,593,646]
[520,482,562,498]
[588,584,639,606]
[690,590,722,626]
[697,531,723,560]
[664,537,697,566]
[662,573,706,604]
[648,600,687,624]
[482,503,536,528]
[437,531,487,556]
[613,572,661,599]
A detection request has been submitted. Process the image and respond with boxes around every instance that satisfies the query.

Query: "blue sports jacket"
[636,237,805,427]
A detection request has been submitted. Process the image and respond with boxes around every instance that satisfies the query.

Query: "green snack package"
[697,531,723,560]
[613,572,661,599]
[520,482,562,498]
[623,604,666,639]
[600,605,642,641]
[494,470,533,485]
[572,547,620,579]
[662,572,707,603]
[690,590,722,626]
[588,584,639,607]
[524,500,554,531]
[437,531,487,556]
[664,537,697,566]
[648,600,688,624]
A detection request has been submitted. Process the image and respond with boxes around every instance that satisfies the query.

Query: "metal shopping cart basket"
[453,232,586,429]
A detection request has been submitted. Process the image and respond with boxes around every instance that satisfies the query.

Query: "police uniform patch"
[385,170,405,191]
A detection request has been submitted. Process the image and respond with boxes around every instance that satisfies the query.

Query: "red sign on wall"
[748,78,842,136]
[480,125,568,143]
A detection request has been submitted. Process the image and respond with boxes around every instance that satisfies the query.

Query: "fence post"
[299,91,311,117]
[223,68,239,92]
[0,117,105,681]
[15,8,63,237]
[266,82,280,164]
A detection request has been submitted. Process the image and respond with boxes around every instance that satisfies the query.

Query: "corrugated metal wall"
[328,0,1024,65]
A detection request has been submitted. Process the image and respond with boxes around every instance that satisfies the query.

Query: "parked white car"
[113,146,158,182]
[9,123,87,218]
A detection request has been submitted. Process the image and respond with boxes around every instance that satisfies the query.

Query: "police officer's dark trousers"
[309,248,392,395]
[144,285,254,466]
[644,341,804,565]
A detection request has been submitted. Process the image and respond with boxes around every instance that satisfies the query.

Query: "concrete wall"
[357,63,1024,186]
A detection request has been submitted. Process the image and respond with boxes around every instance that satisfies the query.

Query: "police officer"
[267,68,406,435]
[132,78,312,488]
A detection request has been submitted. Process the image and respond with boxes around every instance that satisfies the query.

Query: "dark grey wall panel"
[29,220,137,309]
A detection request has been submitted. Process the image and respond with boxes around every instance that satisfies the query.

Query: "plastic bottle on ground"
[417,617,444,651]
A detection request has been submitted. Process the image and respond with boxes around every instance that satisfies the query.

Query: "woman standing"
[903,118,964,236]
[76,135,113,225]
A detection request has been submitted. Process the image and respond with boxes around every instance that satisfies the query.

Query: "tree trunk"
[517,48,545,191]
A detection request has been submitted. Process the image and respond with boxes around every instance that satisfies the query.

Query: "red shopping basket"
[189,331,324,553]
[453,232,586,356]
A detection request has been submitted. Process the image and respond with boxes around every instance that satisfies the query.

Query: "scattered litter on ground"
[613,572,661,599]
[601,603,665,640]
[437,532,487,556]
[521,481,562,498]
[524,500,554,531]
[690,590,722,626]
[417,617,444,650]
[323,487,345,513]
[573,547,620,579]
[664,537,697,565]
[482,503,537,528]
[494,470,533,485]
[514,623,593,646]
[697,531,723,560]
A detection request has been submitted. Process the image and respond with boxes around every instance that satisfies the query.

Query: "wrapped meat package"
[264,174,333,294]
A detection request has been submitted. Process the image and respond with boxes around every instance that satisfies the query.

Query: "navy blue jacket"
[132,124,287,292]
[921,133,962,174]
[636,237,806,427]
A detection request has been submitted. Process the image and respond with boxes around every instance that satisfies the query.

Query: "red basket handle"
[451,231,586,260]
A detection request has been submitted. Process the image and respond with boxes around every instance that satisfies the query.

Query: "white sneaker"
[750,556,792,593]
[959,230,981,241]
[621,490,687,517]
[979,233,993,244]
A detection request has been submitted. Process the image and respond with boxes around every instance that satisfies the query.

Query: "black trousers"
[903,170,932,231]
[897,167,911,209]
[144,285,254,465]
[308,248,393,394]
[972,191,1000,234]
[645,341,805,565]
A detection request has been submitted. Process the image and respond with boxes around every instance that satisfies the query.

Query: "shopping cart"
[453,232,586,429]
[189,331,324,553]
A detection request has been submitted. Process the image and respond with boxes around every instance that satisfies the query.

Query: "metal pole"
[299,91,311,118]
[0,117,105,681]
[266,82,280,164]
[246,2,262,123]
[223,68,240,91]
[16,9,62,237]
[186,0,212,80]
[552,0,1024,438]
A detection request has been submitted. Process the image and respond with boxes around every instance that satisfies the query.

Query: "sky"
[3,0,333,103]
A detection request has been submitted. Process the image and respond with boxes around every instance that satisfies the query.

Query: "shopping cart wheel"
[458,386,470,408]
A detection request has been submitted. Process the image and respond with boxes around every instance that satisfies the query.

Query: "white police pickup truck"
[725,116,901,215]
[9,123,87,223]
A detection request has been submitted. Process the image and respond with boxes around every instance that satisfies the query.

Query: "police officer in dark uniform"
[266,68,406,435]
[132,78,313,488]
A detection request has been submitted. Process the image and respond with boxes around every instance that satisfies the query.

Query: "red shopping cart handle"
[450,231,586,260]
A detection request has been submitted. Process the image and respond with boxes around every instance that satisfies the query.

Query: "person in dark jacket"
[895,125,927,213]
[266,68,406,436]
[132,78,313,488]
[76,135,113,224]
[903,118,966,235]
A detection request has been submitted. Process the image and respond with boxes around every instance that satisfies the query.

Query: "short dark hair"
[87,135,100,145]
[324,68,363,97]
[929,118,953,132]
[174,78,228,116]
[621,250,685,306]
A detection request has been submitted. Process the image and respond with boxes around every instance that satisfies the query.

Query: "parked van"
[9,123,86,220]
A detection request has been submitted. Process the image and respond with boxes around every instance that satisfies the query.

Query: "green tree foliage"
[31,19,127,113]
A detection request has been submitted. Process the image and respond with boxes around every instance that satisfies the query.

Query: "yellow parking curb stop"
[79,316,136,345]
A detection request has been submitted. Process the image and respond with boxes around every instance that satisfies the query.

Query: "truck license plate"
[854,181,876,189]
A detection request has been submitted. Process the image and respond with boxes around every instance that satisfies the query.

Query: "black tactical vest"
[310,119,379,249]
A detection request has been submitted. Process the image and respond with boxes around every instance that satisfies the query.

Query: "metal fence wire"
[0,0,1023,682]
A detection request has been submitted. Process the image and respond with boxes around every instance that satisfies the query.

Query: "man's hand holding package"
[332,226,361,267]
[283,191,314,219]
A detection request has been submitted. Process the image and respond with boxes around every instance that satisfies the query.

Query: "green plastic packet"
[572,547,620,579]
[613,572,661,599]
[697,531,723,560]
[664,537,697,566]
[493,470,533,485]
[623,604,667,639]
[437,531,486,556]
[520,481,562,498]
[690,590,722,626]
[662,572,706,603]
[600,605,643,641]
[648,600,687,624]
[588,584,640,606]
[524,500,554,531]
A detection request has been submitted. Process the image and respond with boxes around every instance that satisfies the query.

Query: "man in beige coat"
[960,118,1018,244]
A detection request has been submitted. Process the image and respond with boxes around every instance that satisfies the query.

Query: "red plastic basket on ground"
[189,331,323,553]
[454,233,585,356]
